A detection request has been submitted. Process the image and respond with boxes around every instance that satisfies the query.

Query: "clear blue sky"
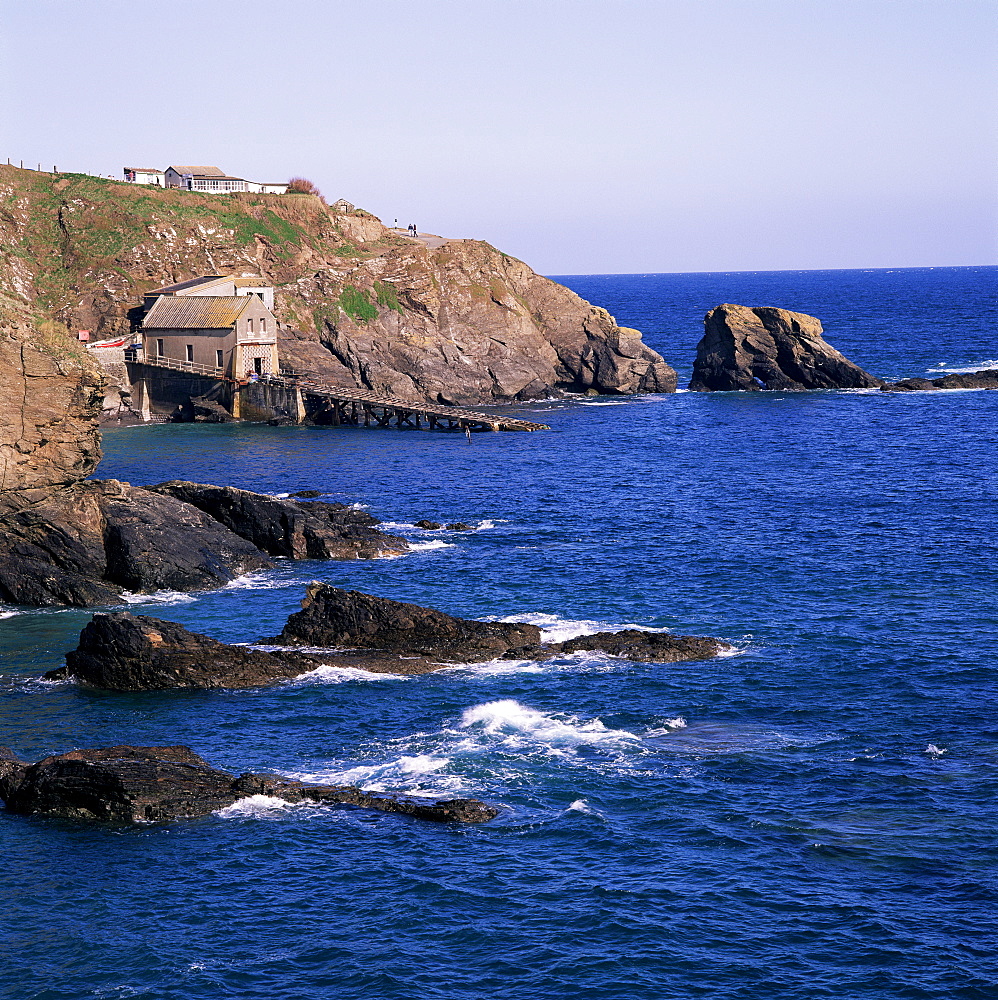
[2,0,995,274]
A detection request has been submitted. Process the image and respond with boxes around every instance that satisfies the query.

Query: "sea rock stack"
[689,304,884,392]
[0,745,497,824]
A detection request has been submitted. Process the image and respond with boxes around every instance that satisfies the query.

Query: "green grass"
[374,280,403,313]
[339,285,377,322]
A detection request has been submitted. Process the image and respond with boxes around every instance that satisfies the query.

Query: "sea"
[2,265,996,1000]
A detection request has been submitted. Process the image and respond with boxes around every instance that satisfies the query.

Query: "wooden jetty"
[123,351,550,432]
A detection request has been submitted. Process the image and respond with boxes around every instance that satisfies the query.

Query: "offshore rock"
[149,481,408,559]
[881,369,998,392]
[276,583,543,662]
[0,480,272,607]
[689,304,884,392]
[0,745,497,824]
[47,611,317,690]
[510,629,729,663]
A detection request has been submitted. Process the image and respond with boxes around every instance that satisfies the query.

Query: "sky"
[1,0,995,274]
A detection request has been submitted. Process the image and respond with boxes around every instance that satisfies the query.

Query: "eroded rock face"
[881,369,998,392]
[0,302,105,514]
[276,583,543,661]
[0,745,497,824]
[0,480,273,607]
[149,482,408,559]
[689,304,884,392]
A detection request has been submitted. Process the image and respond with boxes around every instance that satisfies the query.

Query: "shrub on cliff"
[286,177,325,202]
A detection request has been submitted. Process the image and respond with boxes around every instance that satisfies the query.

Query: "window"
[254,357,264,375]
[247,318,254,334]
[186,345,194,363]
[156,338,164,357]
[260,318,266,333]
[216,349,224,368]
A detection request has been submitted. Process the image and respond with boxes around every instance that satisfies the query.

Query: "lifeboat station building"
[141,275,279,377]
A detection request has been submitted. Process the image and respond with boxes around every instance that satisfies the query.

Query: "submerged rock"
[881,369,998,392]
[689,304,884,392]
[148,481,408,560]
[0,745,497,824]
[510,629,728,664]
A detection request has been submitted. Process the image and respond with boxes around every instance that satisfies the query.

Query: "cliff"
[0,165,675,405]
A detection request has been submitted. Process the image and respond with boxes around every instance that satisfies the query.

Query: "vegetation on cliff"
[0,164,676,406]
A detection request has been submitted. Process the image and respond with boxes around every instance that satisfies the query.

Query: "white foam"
[294,754,465,797]
[926,360,998,374]
[408,539,456,552]
[0,610,22,620]
[495,611,664,644]
[214,795,296,819]
[223,571,299,591]
[645,717,688,737]
[459,699,638,746]
[119,589,197,605]
[566,799,593,813]
[290,664,406,684]
[926,744,947,756]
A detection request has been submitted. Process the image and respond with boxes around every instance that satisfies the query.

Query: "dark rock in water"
[689,304,884,392]
[275,583,542,662]
[148,481,408,560]
[414,519,442,530]
[880,377,940,392]
[47,611,318,690]
[190,395,235,423]
[292,489,323,498]
[267,415,296,426]
[511,629,728,663]
[881,369,998,392]
[0,745,497,824]
[0,480,272,607]
[445,523,472,531]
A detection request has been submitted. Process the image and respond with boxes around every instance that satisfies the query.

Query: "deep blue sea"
[2,266,997,1000]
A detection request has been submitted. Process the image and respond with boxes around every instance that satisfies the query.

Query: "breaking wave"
[926,359,998,373]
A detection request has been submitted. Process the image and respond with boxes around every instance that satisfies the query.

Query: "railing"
[125,348,225,378]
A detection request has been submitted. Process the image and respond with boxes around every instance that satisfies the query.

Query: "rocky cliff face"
[0,165,675,405]
[0,294,104,513]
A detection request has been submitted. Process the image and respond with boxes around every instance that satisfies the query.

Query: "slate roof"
[144,296,252,330]
[147,275,226,295]
[168,165,225,177]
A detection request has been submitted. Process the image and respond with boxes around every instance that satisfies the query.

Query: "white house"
[123,167,166,185]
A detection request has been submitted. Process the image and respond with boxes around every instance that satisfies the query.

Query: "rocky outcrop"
[0,165,676,407]
[50,587,730,689]
[881,369,998,392]
[148,481,407,559]
[0,745,497,824]
[0,480,272,606]
[46,611,319,690]
[689,304,884,392]
[276,583,544,662]
[511,629,728,664]
[0,296,106,514]
[0,480,408,608]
